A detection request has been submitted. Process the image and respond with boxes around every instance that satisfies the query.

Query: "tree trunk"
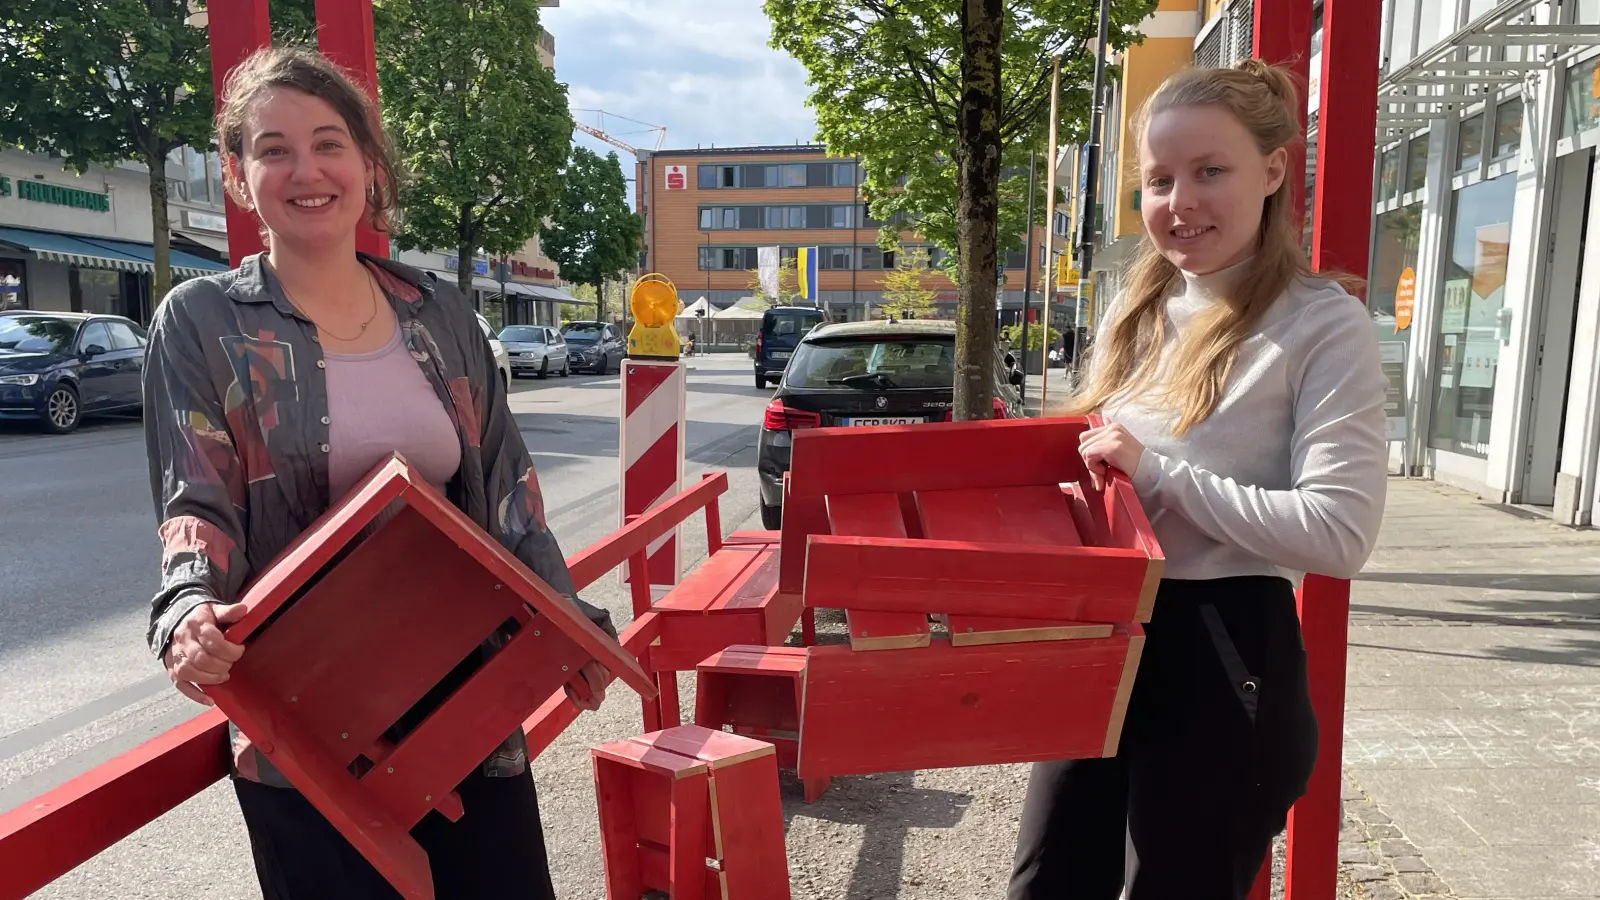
[594,279,606,322]
[145,143,172,314]
[457,205,475,306]
[953,0,1003,421]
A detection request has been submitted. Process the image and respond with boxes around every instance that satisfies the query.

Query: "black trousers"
[1009,576,1319,900]
[234,767,556,900]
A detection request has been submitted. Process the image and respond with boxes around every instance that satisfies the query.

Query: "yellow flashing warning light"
[627,273,681,359]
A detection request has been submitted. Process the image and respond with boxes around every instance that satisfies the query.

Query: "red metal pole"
[1254,0,1314,232]
[1286,1,1380,898]
[315,0,390,259]
[206,0,273,267]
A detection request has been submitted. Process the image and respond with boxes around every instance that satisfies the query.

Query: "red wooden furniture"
[693,645,829,802]
[593,725,790,900]
[201,453,656,900]
[776,417,1161,788]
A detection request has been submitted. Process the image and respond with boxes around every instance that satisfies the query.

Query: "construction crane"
[571,109,666,158]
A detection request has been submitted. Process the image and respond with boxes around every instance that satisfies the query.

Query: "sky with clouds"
[541,0,820,160]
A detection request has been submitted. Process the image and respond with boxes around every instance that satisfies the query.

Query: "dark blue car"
[0,312,146,433]
[754,306,827,389]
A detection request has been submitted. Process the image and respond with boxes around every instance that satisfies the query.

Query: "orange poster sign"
[1394,267,1416,332]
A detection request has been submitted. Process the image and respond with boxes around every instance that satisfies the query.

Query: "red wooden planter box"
[204,453,655,900]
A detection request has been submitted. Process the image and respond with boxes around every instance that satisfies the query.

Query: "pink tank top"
[324,325,463,500]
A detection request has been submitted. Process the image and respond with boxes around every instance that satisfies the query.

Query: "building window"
[1428,173,1517,458]
[0,258,26,311]
[1378,146,1401,201]
[1563,56,1600,139]
[833,163,856,187]
[830,205,854,229]
[1405,135,1428,193]
[1456,113,1485,173]
[700,208,714,230]
[1493,96,1524,160]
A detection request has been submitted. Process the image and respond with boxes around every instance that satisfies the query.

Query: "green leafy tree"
[375,0,574,298]
[271,0,319,43]
[879,245,939,319]
[767,0,1153,417]
[0,0,214,303]
[743,257,804,309]
[544,147,643,321]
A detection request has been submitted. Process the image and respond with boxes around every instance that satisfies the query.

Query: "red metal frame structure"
[207,0,390,264]
[1250,1,1382,899]
[0,473,732,900]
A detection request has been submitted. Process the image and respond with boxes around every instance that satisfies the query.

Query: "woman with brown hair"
[142,46,612,898]
[1008,60,1389,899]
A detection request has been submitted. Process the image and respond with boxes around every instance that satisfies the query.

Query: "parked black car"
[0,312,146,433]
[755,319,1024,528]
[563,321,626,375]
[754,306,827,389]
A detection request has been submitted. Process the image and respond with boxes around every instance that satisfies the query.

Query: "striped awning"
[0,226,226,278]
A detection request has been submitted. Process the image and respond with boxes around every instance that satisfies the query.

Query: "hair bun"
[1234,58,1298,104]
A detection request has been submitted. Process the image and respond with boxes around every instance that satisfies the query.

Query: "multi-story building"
[635,144,1068,324]
[1079,0,1600,525]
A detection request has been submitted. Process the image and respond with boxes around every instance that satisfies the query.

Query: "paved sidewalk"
[1338,479,1600,899]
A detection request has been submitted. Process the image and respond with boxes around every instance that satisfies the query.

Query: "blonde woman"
[1009,60,1388,899]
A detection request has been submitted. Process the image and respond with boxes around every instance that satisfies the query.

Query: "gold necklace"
[271,263,382,343]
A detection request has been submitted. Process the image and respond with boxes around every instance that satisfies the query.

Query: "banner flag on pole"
[758,246,780,301]
[797,246,819,305]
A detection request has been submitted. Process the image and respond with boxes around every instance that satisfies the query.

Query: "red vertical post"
[206,0,273,267]
[1288,1,1380,899]
[1253,0,1314,231]
[315,0,390,259]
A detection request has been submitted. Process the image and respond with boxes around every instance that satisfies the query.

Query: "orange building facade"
[635,144,1064,322]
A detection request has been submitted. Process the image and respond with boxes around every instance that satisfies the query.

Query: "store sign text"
[0,176,110,212]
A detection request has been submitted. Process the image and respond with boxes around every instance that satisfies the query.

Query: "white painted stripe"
[1138,9,1200,39]
[622,368,684,471]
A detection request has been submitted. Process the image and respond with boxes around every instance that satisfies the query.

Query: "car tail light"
[940,398,1012,421]
[755,332,763,355]
[762,398,821,431]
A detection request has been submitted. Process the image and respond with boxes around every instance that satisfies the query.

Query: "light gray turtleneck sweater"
[1100,262,1389,584]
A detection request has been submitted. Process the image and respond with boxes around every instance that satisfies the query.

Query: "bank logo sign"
[0,175,111,213]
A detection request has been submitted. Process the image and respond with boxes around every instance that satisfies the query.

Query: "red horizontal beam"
[0,710,231,900]
[567,472,728,590]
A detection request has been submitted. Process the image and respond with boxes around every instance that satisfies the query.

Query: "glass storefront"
[1370,205,1423,328]
[1428,173,1518,457]
[0,259,24,311]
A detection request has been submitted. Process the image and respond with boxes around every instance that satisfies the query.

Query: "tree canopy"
[543,147,643,321]
[766,0,1153,272]
[879,245,940,319]
[0,0,215,302]
[375,0,574,297]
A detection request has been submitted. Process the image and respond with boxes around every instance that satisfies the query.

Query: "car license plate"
[771,351,791,360]
[840,416,922,427]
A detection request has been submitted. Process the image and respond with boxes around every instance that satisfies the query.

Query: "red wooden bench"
[775,417,1161,789]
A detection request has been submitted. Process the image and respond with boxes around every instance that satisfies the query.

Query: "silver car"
[476,313,511,388]
[498,325,570,379]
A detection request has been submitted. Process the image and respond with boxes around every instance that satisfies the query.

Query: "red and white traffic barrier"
[619,359,687,596]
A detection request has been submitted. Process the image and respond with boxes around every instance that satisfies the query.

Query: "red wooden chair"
[204,453,657,900]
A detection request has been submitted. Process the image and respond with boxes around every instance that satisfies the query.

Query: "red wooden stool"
[204,454,656,900]
[693,646,829,802]
[592,725,790,899]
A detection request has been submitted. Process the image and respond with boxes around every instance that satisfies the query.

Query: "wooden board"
[802,534,1151,623]
[797,626,1145,779]
[824,493,930,651]
[917,485,1103,644]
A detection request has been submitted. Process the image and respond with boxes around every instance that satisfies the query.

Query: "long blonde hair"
[1067,59,1307,435]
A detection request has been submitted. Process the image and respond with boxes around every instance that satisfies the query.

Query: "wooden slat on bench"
[824,493,930,651]
[917,485,1113,645]
[708,548,780,612]
[654,544,767,613]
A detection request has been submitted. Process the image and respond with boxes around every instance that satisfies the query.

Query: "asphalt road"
[0,352,778,898]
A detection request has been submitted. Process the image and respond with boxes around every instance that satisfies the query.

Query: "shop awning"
[175,229,230,256]
[0,226,226,278]
[1375,0,1600,138]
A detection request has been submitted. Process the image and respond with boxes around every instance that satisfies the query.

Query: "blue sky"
[541,0,820,159]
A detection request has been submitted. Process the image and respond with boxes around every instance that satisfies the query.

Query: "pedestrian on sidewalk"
[140,46,616,900]
[1008,59,1390,900]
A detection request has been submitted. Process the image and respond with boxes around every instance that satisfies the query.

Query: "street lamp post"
[1074,0,1112,354]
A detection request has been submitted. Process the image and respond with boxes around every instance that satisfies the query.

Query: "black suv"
[755,319,1023,528]
[754,306,827,389]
